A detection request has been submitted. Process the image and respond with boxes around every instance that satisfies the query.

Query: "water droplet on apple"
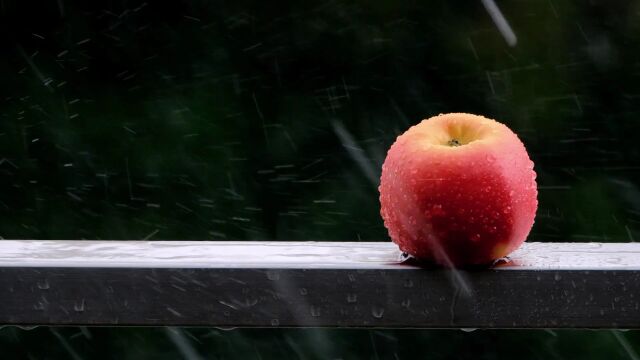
[471,234,481,242]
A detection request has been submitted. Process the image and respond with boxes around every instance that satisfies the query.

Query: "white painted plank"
[0,241,638,270]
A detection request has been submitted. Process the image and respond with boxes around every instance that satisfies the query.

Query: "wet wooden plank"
[0,241,638,328]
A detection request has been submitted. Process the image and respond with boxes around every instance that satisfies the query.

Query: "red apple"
[379,113,537,266]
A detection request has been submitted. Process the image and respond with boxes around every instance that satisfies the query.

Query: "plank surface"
[0,241,639,328]
[0,240,639,269]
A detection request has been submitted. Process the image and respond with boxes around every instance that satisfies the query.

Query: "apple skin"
[379,113,537,266]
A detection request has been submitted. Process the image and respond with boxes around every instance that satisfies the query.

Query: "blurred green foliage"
[1,327,640,360]
[1,0,639,358]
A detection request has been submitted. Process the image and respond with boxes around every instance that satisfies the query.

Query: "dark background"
[1,0,639,358]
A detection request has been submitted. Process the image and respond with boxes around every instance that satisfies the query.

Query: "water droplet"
[401,299,411,308]
[554,273,562,281]
[403,279,414,288]
[266,271,280,281]
[15,325,38,331]
[37,280,50,290]
[371,306,385,319]
[217,326,237,331]
[310,306,321,317]
[461,328,477,332]
[270,319,280,326]
[244,298,258,307]
[299,288,308,296]
[347,293,358,303]
[74,300,85,312]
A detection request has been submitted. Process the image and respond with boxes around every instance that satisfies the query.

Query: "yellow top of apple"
[409,113,504,149]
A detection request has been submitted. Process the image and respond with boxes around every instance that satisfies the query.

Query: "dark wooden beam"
[0,241,638,328]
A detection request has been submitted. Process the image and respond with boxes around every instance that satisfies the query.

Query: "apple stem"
[447,139,462,147]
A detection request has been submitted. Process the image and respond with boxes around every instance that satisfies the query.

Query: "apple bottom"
[381,165,524,267]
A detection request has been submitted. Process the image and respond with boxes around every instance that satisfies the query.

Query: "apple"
[379,113,537,266]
